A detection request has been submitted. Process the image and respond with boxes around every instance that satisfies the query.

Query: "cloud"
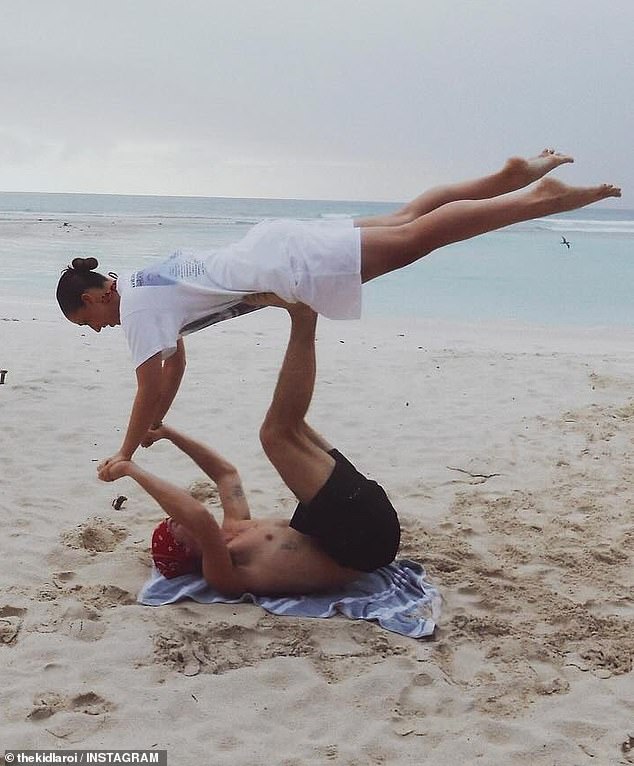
[0,0,631,198]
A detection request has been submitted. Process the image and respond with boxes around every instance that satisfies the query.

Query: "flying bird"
[561,236,571,249]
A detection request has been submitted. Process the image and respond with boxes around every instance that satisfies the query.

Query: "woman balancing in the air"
[56,150,621,474]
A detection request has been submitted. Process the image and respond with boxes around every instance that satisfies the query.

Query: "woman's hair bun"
[71,257,99,272]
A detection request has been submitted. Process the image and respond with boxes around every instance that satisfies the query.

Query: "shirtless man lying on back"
[98,302,400,596]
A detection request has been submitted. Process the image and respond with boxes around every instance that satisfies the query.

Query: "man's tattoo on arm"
[231,483,245,499]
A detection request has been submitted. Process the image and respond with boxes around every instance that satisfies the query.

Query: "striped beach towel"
[138,558,440,638]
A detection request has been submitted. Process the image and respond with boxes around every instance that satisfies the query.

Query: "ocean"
[1,191,632,326]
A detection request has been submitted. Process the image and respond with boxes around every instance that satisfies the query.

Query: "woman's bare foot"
[530,177,621,215]
[502,148,574,190]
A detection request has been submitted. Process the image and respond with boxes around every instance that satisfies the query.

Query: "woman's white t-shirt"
[118,219,361,369]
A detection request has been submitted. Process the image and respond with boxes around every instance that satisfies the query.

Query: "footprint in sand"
[393,668,472,737]
[34,599,109,642]
[576,642,633,678]
[34,573,134,639]
[69,584,136,610]
[69,691,112,715]
[153,620,316,677]
[28,691,114,743]
[621,735,634,764]
[52,571,76,585]
[61,603,107,641]
[28,692,67,721]
[152,616,410,684]
[28,691,113,720]
[38,570,81,602]
[0,605,27,645]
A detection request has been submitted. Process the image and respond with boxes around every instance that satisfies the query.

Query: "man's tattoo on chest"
[280,541,299,551]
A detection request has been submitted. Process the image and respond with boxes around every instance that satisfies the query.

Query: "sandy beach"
[1,305,633,765]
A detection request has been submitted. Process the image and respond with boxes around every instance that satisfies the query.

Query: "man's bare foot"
[502,149,574,190]
[530,178,621,214]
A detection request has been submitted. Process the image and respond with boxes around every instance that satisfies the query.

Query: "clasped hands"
[97,424,168,482]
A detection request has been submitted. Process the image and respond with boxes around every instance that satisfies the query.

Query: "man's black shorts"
[289,449,401,572]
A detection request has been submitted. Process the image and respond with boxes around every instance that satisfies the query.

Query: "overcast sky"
[1,0,632,202]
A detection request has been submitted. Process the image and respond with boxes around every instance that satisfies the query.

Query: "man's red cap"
[151,519,201,579]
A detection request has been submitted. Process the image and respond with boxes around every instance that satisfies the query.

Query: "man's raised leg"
[259,306,335,505]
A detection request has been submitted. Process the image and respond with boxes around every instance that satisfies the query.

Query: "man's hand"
[243,292,295,309]
[141,423,171,448]
[98,458,134,482]
[97,451,130,474]
[243,294,316,319]
[97,451,134,482]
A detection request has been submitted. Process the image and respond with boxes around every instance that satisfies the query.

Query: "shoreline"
[5,298,634,349]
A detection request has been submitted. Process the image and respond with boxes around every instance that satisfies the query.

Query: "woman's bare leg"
[353,149,574,228]
[360,179,621,282]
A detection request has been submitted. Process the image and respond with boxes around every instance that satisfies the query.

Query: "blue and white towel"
[138,558,440,638]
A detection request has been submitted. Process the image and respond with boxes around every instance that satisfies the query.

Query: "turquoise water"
[363,225,634,325]
[0,191,632,326]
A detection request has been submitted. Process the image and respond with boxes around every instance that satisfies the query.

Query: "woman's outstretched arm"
[151,339,187,428]
[144,424,251,524]
[98,353,163,471]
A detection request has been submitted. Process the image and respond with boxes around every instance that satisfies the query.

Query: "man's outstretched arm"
[100,460,247,596]
[143,424,251,523]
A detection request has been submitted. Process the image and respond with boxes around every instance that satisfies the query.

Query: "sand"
[1,303,633,765]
